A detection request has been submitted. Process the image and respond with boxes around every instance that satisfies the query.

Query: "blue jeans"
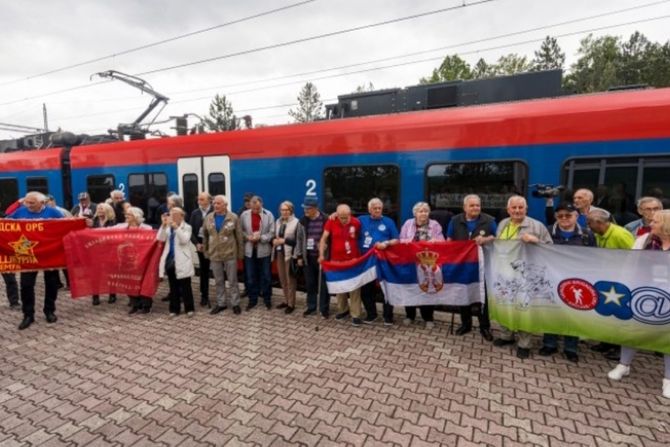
[244,254,271,306]
[543,334,578,354]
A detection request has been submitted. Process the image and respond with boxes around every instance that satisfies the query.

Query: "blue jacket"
[548,223,596,247]
[8,205,64,219]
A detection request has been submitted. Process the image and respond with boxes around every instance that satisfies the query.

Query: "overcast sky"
[1,0,669,139]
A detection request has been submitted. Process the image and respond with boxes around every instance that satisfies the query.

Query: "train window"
[128,172,168,226]
[208,172,225,196]
[86,175,115,204]
[563,157,670,225]
[0,178,19,210]
[426,161,527,220]
[26,177,49,195]
[323,165,400,223]
[182,174,198,216]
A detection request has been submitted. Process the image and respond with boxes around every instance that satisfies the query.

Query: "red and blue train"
[1,87,669,225]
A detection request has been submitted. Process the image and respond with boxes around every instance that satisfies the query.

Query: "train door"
[177,156,231,215]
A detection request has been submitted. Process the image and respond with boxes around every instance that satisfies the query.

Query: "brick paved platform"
[1,277,669,446]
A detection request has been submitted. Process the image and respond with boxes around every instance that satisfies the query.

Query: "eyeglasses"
[556,214,574,219]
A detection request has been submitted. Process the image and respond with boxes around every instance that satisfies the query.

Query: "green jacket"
[595,223,635,249]
[203,211,244,262]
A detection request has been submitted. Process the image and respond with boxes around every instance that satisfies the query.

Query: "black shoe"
[200,299,210,307]
[108,295,117,304]
[128,307,139,315]
[285,306,295,314]
[321,312,329,320]
[45,313,58,324]
[565,351,579,363]
[352,318,363,327]
[246,304,256,311]
[516,347,530,359]
[265,303,272,310]
[141,307,151,314]
[538,346,558,356]
[303,309,316,317]
[604,349,621,361]
[591,342,614,353]
[9,302,20,309]
[277,303,289,309]
[92,296,101,306]
[383,318,393,326]
[240,290,249,298]
[160,295,171,302]
[210,305,226,315]
[18,316,34,330]
[480,329,493,341]
[233,306,241,315]
[335,311,350,321]
[455,325,472,336]
[363,317,377,325]
[493,338,515,347]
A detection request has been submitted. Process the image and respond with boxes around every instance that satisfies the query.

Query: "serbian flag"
[377,241,484,306]
[63,229,164,298]
[0,218,87,273]
[322,250,377,294]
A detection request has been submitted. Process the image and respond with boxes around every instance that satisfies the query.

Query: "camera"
[531,184,565,198]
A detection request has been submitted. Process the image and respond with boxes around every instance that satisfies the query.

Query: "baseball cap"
[555,202,577,213]
[301,197,319,208]
[78,192,90,200]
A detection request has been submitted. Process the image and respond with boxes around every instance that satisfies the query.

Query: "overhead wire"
[0,0,498,107]
[53,12,670,125]
[0,0,318,88]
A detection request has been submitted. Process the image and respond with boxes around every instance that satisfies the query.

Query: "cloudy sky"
[1,0,669,139]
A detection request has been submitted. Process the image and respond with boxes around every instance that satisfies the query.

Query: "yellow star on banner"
[8,234,39,256]
[601,286,625,306]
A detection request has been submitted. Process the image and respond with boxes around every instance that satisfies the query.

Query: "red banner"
[63,229,164,299]
[0,218,87,273]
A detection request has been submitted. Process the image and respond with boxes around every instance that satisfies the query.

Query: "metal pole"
[42,103,49,132]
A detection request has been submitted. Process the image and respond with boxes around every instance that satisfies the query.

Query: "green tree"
[204,94,239,132]
[491,53,531,75]
[420,54,472,83]
[471,58,494,79]
[288,82,323,123]
[532,36,565,71]
[640,41,670,87]
[563,34,621,93]
[354,82,375,93]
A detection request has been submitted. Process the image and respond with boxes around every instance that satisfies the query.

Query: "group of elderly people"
[2,187,669,399]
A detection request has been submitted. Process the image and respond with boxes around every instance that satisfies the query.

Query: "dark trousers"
[405,305,434,322]
[244,253,272,306]
[460,299,490,331]
[361,281,393,321]
[130,296,152,310]
[20,270,59,317]
[167,267,195,314]
[197,251,210,302]
[305,256,330,314]
[2,273,19,305]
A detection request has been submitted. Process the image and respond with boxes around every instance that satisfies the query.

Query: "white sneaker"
[169,313,177,318]
[663,379,670,399]
[607,364,630,380]
[187,311,194,317]
[425,321,435,330]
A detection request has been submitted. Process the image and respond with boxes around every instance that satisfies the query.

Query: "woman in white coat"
[158,207,196,316]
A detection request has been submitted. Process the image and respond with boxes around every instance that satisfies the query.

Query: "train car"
[2,87,670,226]
[0,148,66,211]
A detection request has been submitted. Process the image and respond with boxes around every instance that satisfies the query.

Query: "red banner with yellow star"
[0,218,88,273]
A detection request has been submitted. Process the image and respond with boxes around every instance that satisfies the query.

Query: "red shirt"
[251,212,261,232]
[324,216,361,261]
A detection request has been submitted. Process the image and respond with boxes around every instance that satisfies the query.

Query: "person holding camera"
[157,207,195,317]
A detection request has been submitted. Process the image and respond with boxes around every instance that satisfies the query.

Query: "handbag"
[289,257,302,277]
